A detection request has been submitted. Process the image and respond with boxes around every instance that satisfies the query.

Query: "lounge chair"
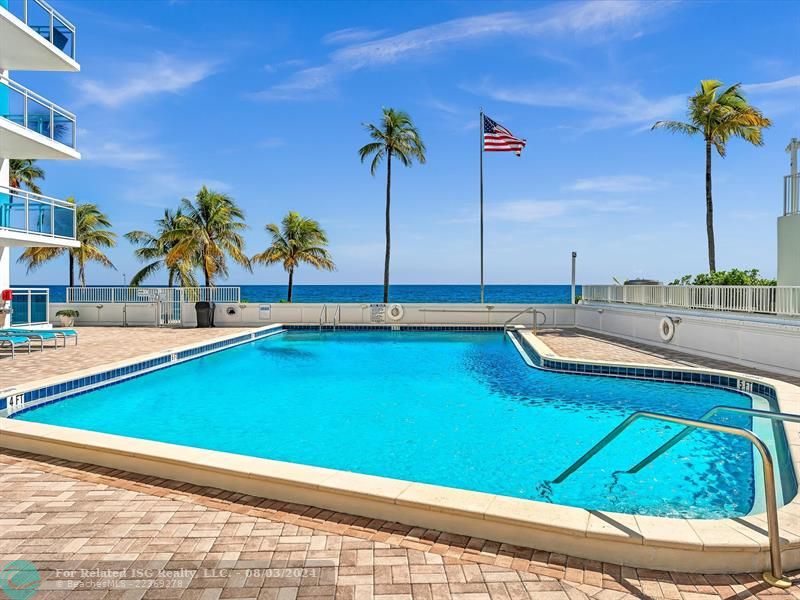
[3,328,78,347]
[0,335,33,358]
[0,329,59,349]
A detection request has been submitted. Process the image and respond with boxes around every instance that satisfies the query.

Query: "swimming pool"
[12,329,795,519]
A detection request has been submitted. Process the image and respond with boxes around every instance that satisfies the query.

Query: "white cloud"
[253,1,673,101]
[743,75,800,94]
[567,175,660,193]
[257,137,286,149]
[322,27,386,45]
[487,198,638,223]
[82,141,163,167]
[472,82,687,131]
[76,54,218,108]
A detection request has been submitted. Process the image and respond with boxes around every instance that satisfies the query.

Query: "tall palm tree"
[652,80,771,272]
[359,108,426,303]
[165,186,250,286]
[18,198,117,286]
[125,208,198,287]
[9,159,45,193]
[252,211,335,302]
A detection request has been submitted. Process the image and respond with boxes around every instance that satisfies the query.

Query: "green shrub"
[670,269,776,286]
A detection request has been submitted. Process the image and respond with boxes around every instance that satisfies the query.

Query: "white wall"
[778,213,800,286]
[49,302,162,327]
[577,304,800,377]
[0,155,9,327]
[184,302,577,328]
[49,302,577,329]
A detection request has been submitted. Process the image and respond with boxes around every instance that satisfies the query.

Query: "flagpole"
[479,108,485,304]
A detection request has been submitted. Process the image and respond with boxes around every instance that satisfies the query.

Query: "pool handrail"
[550,410,790,587]
[628,406,800,475]
[319,304,327,330]
[333,304,341,330]
[503,307,546,333]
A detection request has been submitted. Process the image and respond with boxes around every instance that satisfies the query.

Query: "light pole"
[571,252,577,304]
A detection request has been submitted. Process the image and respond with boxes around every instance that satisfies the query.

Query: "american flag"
[483,115,526,156]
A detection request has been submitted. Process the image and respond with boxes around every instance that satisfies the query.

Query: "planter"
[58,315,75,327]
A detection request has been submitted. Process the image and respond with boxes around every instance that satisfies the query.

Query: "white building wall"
[778,214,800,286]
[0,152,9,327]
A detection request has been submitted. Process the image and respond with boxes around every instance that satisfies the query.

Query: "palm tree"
[9,159,45,193]
[652,80,771,272]
[359,108,426,303]
[125,208,198,287]
[165,186,250,286]
[18,198,117,286]
[252,211,335,302]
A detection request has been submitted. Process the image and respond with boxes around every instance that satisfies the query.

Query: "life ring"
[659,316,676,342]
[387,303,404,321]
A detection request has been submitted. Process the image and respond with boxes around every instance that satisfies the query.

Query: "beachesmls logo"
[0,560,41,600]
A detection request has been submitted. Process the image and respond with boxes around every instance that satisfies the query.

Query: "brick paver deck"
[0,327,258,390]
[2,327,800,599]
[2,450,798,600]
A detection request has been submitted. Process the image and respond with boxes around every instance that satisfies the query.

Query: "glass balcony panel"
[53,202,74,237]
[10,295,29,326]
[27,197,53,235]
[26,97,51,138]
[23,0,52,43]
[1,84,26,127]
[53,109,73,146]
[53,14,73,56]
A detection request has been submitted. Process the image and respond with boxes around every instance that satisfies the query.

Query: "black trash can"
[195,301,215,327]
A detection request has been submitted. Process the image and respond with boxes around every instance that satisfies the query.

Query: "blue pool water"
[13,330,790,518]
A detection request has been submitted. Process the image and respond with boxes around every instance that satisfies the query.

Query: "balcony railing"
[0,75,77,149]
[582,284,800,318]
[0,185,76,240]
[4,0,76,60]
[10,287,49,326]
[785,174,799,216]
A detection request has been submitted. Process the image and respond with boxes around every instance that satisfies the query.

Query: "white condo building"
[0,0,79,328]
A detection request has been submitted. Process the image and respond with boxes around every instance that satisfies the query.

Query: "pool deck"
[2,326,800,599]
[0,327,258,390]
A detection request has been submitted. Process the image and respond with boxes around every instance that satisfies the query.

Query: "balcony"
[0,185,79,247]
[0,0,78,71]
[0,75,79,159]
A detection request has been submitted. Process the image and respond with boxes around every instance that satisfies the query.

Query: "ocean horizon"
[42,284,580,304]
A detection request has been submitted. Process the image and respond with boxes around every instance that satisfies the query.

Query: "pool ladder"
[319,304,341,331]
[550,406,800,589]
[503,307,546,333]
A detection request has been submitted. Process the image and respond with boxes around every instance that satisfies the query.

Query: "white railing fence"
[65,286,241,304]
[582,285,800,317]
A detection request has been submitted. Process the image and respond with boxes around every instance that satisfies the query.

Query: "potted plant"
[55,309,79,327]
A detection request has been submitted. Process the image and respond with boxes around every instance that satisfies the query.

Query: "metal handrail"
[333,304,341,330]
[629,406,800,474]
[550,410,789,587]
[503,307,546,333]
[319,305,327,331]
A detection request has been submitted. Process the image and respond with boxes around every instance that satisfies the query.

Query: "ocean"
[44,284,579,304]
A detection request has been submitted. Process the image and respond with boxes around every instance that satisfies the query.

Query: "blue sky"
[10,0,800,286]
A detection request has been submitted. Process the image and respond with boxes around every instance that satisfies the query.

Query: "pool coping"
[2,325,800,575]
